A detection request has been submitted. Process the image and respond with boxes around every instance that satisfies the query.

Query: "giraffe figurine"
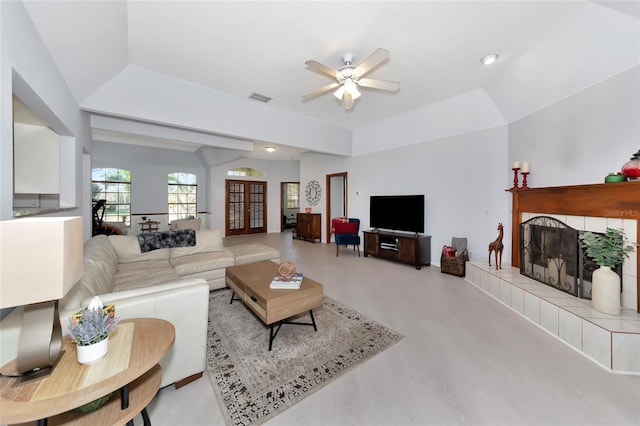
[488,222,504,270]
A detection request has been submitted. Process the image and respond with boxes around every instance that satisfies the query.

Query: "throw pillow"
[170,229,224,257]
[137,230,196,253]
[334,221,357,235]
[442,245,457,257]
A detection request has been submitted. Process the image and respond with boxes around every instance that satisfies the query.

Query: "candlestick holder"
[511,168,520,189]
[521,172,530,188]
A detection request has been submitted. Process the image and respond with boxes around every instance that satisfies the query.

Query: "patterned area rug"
[206,289,403,425]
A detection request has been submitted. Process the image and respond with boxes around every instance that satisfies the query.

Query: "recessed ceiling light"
[265,146,276,152]
[480,54,498,65]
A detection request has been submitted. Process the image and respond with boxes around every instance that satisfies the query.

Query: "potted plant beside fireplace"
[579,228,636,315]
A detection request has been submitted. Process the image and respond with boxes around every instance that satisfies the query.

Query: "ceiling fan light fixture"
[303,48,399,109]
[480,53,498,65]
[344,79,361,100]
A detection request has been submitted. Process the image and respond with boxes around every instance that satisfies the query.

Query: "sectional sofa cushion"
[169,249,235,276]
[226,243,281,266]
[112,260,180,291]
[170,229,224,257]
[109,235,170,263]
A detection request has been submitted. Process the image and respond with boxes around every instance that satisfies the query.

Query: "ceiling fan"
[302,48,400,110]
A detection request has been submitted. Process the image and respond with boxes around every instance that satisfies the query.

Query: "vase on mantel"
[621,150,640,180]
[76,336,109,365]
[591,266,621,316]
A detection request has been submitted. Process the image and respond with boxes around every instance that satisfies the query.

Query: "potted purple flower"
[67,296,119,364]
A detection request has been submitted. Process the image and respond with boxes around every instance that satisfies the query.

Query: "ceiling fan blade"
[357,78,400,92]
[354,48,390,78]
[302,82,342,101]
[343,91,354,110]
[305,60,340,79]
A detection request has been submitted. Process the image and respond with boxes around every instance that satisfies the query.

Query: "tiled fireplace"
[466,182,640,374]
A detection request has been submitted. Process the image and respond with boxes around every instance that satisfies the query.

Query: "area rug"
[206,289,403,426]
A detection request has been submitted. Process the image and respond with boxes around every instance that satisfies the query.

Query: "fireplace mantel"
[508,181,640,311]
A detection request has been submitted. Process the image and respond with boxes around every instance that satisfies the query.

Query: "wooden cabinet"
[296,213,321,243]
[363,230,431,269]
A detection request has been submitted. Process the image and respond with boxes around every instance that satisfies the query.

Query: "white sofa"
[0,230,280,388]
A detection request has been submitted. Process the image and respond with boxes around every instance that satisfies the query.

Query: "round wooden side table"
[0,318,175,425]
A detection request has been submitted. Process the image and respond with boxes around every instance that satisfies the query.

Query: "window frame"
[91,167,131,226]
[168,172,197,222]
[285,183,300,209]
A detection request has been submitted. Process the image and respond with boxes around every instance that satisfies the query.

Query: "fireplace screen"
[520,216,579,297]
[520,216,622,299]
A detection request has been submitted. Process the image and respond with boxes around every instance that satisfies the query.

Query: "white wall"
[508,65,640,188]
[300,126,509,265]
[92,141,208,217]
[13,123,60,194]
[352,127,509,263]
[0,1,90,234]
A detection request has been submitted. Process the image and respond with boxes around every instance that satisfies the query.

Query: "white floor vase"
[76,336,109,364]
[591,266,621,315]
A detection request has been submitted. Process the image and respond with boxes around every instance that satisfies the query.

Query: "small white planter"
[591,266,621,316]
[76,336,109,365]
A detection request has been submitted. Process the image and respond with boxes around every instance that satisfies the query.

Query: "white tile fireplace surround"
[466,212,639,375]
[466,262,640,375]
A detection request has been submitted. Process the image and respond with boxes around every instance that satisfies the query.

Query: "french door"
[225,180,267,236]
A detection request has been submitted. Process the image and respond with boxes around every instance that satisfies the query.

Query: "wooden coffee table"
[226,260,324,350]
[0,318,174,425]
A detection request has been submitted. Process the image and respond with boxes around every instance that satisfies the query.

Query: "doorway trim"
[280,181,300,232]
[325,172,348,243]
[225,179,267,236]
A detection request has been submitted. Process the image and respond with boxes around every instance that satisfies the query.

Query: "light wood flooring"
[136,231,640,425]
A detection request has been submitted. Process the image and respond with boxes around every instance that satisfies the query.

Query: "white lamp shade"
[0,216,83,308]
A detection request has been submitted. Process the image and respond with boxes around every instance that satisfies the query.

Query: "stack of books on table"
[270,273,303,289]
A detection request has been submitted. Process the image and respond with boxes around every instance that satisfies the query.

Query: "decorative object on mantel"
[579,228,637,315]
[605,172,627,183]
[488,223,504,270]
[67,296,119,364]
[511,161,520,189]
[621,149,640,180]
[520,162,530,188]
[305,207,312,213]
[510,161,530,189]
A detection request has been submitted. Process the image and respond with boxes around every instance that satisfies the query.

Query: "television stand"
[363,230,431,269]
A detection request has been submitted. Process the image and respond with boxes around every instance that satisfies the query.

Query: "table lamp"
[0,217,83,374]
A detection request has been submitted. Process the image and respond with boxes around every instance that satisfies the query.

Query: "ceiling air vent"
[249,93,272,103]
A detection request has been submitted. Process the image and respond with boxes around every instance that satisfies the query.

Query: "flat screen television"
[369,194,424,234]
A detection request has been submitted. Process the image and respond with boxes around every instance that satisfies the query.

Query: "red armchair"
[334,218,361,257]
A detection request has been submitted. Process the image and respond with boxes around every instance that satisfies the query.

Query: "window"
[227,167,265,178]
[168,172,197,222]
[285,183,299,209]
[92,168,131,225]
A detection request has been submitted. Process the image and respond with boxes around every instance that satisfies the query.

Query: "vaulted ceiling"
[22,1,640,158]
